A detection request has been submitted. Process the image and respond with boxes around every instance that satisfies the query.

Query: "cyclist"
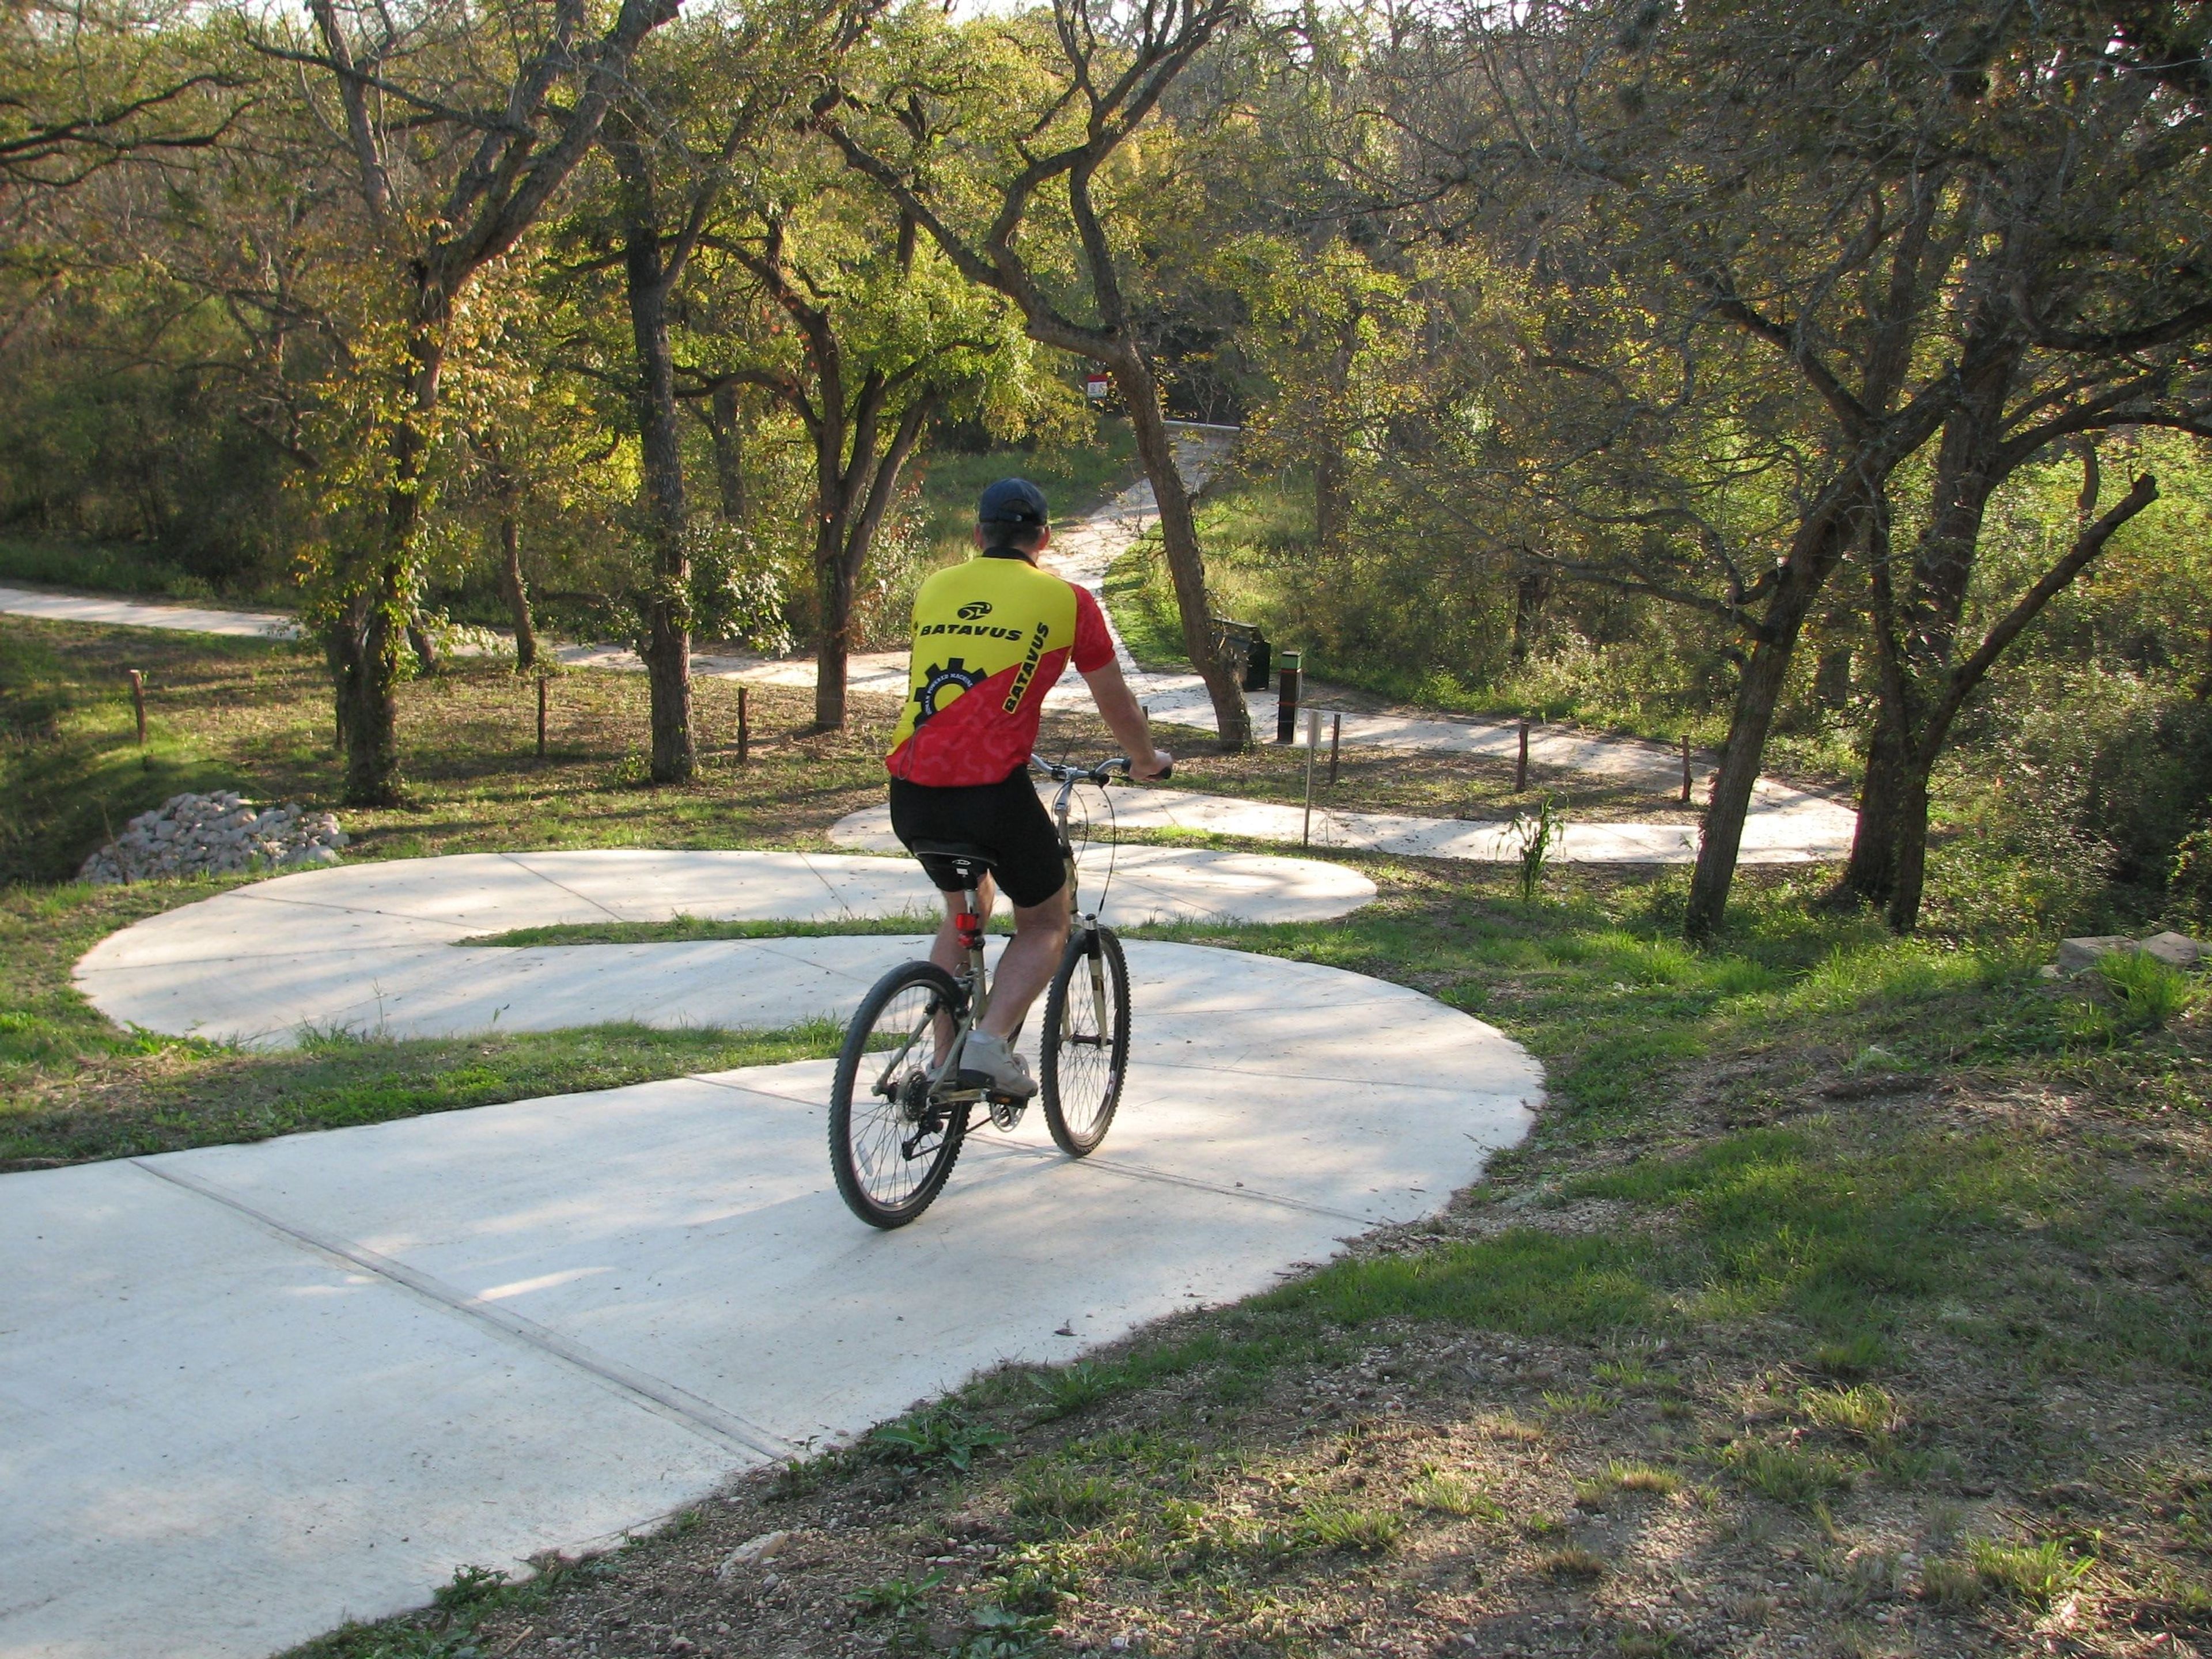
[885,476,1171,1100]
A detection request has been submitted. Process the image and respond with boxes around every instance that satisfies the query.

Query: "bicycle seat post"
[956,882,987,1027]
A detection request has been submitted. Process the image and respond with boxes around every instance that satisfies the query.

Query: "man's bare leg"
[926,880,1069,1044]
[980,893,1070,1041]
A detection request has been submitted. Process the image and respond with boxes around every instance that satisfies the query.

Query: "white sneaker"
[959,1030,1037,1099]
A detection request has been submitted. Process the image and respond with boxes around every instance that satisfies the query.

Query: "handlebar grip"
[1155,760,1173,781]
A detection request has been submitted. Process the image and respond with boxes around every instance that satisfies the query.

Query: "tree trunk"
[616,139,695,785]
[1511,569,1547,666]
[1118,351,1252,747]
[406,615,441,675]
[704,382,748,527]
[1883,760,1937,933]
[813,520,855,732]
[1315,442,1346,558]
[1683,502,1859,940]
[339,300,448,808]
[341,562,406,805]
[1685,624,1800,941]
[810,392,933,732]
[498,510,538,672]
[1839,718,1912,909]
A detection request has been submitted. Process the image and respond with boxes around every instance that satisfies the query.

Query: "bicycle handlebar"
[1031,755,1173,785]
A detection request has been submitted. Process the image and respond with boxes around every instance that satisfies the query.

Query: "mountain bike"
[828,755,1162,1229]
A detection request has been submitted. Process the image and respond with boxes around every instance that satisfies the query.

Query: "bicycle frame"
[874,758,1131,1125]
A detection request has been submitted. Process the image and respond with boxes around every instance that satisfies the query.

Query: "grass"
[464,912,971,946]
[3,1017,844,1169]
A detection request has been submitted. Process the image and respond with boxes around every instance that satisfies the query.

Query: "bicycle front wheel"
[1040,925,1130,1156]
[830,961,969,1228]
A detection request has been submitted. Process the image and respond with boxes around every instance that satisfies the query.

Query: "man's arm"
[1081,658,1172,779]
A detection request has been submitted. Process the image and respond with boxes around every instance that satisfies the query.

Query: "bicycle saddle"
[908,839,997,887]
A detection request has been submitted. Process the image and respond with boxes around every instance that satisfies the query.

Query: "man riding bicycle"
[885,477,1172,1101]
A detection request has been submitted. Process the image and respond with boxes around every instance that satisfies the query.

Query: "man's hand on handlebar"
[1130,748,1173,782]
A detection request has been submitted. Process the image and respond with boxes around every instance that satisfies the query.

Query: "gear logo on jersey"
[956,600,993,620]
[915,657,986,723]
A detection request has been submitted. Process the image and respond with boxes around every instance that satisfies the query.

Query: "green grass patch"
[463,912,971,946]
[1964,1536,2093,1607]
[3,1016,843,1168]
[1721,1440,1861,1506]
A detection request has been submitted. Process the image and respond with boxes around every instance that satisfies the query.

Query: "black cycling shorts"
[888,767,1066,909]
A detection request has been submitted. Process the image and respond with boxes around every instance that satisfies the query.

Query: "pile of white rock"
[78,792,349,886]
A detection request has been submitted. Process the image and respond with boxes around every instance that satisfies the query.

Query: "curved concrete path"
[12,851,1533,1659]
[834,781,1854,867]
[73,847,1374,1048]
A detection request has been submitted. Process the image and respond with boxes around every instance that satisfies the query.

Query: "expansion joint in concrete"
[131,1159,798,1463]
[497,851,630,922]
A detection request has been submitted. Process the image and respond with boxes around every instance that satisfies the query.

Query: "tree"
[1,0,248,200]
[1825,0,2212,930]
[819,0,1258,747]
[1384,0,2044,938]
[266,0,679,804]
[586,1,863,779]
[703,176,1041,729]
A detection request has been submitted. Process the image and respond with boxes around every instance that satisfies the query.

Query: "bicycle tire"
[830,960,969,1228]
[1040,925,1130,1156]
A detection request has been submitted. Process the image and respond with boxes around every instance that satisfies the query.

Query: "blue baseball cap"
[978,476,1049,528]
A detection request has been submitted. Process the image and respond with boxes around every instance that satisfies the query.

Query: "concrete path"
[0,582,299,639]
[835,781,1852,867]
[73,847,1375,1048]
[13,854,1534,1659]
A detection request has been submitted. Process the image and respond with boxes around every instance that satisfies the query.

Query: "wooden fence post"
[1515,716,1530,792]
[737,685,750,766]
[127,671,146,746]
[536,675,548,760]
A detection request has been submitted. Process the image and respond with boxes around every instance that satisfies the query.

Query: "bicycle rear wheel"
[830,961,969,1228]
[1040,925,1130,1156]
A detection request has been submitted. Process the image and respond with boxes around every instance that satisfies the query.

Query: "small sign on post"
[127,670,146,747]
[1085,372,1110,402]
[1303,707,1321,847]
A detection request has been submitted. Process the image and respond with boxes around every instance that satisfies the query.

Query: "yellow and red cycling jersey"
[885,550,1115,786]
